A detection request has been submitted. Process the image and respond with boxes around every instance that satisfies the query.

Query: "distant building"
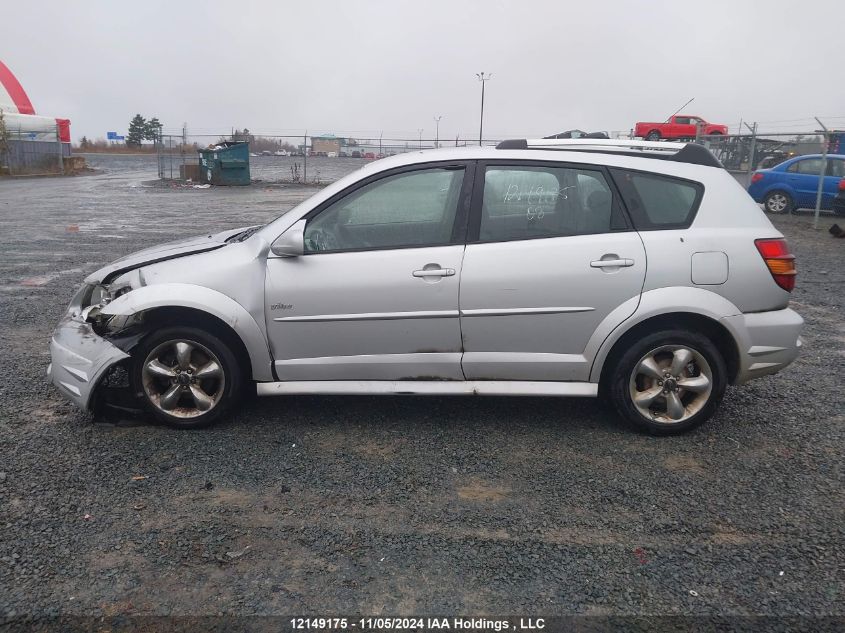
[0,59,72,174]
[311,134,341,155]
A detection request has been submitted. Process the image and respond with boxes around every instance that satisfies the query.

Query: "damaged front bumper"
[47,316,130,411]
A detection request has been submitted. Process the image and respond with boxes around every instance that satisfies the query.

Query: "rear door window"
[610,169,703,229]
[826,159,845,178]
[476,165,626,242]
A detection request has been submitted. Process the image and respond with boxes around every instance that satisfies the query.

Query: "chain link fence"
[155,131,503,185]
[695,128,843,226]
[151,126,843,227]
[695,130,829,184]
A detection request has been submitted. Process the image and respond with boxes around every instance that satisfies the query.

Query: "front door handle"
[590,258,634,268]
[413,267,456,278]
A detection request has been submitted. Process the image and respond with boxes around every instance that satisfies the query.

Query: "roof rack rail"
[494,138,722,168]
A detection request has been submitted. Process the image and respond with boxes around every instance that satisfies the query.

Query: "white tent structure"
[1,59,71,174]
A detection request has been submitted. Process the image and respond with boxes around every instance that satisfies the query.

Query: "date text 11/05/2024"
[290,617,547,630]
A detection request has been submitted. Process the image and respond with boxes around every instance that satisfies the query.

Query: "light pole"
[433,115,442,148]
[418,128,424,149]
[476,72,492,146]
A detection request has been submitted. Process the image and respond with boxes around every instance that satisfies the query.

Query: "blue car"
[748,154,845,214]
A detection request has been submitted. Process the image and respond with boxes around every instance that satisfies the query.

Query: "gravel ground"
[0,165,842,623]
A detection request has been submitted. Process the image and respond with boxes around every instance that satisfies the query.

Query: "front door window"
[304,167,465,252]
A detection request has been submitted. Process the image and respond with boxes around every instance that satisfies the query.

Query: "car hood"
[84,226,255,285]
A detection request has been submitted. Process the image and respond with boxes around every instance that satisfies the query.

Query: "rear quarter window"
[609,168,703,230]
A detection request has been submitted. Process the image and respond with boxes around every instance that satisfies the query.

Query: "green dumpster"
[198,141,250,186]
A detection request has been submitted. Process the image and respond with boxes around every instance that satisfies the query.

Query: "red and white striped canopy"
[0,59,70,142]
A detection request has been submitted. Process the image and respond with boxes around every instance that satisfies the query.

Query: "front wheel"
[132,326,242,429]
[608,330,727,435]
[645,131,661,141]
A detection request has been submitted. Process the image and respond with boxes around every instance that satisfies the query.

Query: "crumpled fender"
[101,283,274,381]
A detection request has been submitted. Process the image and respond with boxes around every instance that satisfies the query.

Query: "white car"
[48,139,803,434]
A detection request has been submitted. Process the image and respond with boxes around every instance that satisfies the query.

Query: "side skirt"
[256,380,598,397]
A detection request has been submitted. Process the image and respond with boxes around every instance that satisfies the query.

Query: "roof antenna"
[665,97,695,122]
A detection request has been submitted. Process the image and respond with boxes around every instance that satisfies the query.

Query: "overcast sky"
[3,0,844,142]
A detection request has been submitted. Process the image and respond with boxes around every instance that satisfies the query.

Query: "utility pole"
[303,130,307,183]
[417,128,424,149]
[433,115,442,149]
[813,117,829,230]
[476,72,492,146]
[744,121,757,188]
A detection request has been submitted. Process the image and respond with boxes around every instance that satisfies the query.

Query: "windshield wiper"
[227,226,262,243]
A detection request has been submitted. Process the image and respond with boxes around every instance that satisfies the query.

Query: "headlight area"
[77,283,140,337]
[53,282,146,415]
[86,310,145,337]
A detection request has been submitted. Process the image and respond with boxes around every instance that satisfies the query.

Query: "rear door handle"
[413,267,455,277]
[590,258,634,268]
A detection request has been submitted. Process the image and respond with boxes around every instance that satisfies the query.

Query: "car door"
[673,117,693,139]
[787,157,826,207]
[264,162,473,381]
[459,160,646,382]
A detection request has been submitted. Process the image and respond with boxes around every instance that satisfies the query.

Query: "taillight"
[838,178,845,191]
[755,238,796,292]
[751,172,764,183]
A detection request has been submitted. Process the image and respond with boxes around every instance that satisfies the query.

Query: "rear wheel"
[609,330,727,435]
[645,130,661,141]
[764,190,793,214]
[132,327,242,429]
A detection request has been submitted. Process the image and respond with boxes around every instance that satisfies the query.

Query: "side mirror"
[270,219,307,257]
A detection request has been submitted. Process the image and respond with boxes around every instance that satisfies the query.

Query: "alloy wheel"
[628,345,713,424]
[141,339,225,418]
[766,193,788,213]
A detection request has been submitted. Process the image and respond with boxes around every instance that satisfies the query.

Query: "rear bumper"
[47,317,130,410]
[722,307,803,385]
[746,183,765,203]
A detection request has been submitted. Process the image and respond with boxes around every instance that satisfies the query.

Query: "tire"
[763,190,793,214]
[608,329,727,436]
[131,326,242,429]
[645,130,661,141]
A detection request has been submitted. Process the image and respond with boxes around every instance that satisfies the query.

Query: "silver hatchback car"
[48,139,803,434]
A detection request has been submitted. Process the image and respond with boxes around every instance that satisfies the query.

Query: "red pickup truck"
[634,115,728,141]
